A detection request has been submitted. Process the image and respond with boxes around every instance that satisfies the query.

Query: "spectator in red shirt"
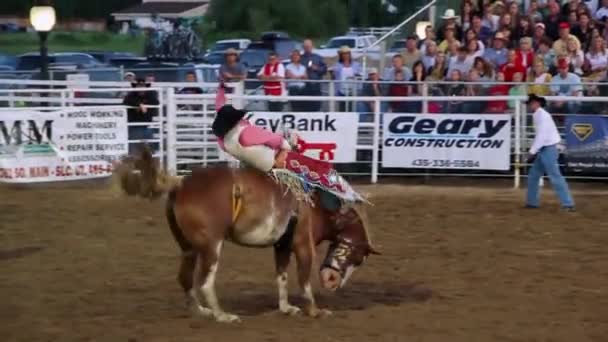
[516,37,535,69]
[486,71,510,113]
[388,70,409,113]
[500,49,526,81]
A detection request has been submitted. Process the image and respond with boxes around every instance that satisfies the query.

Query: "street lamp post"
[30,1,56,81]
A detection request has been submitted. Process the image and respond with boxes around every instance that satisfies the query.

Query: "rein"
[232,184,243,223]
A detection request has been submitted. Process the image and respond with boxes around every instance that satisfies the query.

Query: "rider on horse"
[211,105,366,205]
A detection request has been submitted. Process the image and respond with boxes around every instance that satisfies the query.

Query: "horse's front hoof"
[215,312,241,323]
[189,303,213,318]
[279,304,302,316]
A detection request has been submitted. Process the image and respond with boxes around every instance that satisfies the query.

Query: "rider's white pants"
[222,124,290,172]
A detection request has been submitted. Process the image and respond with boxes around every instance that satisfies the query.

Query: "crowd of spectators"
[215,0,608,114]
[365,0,608,115]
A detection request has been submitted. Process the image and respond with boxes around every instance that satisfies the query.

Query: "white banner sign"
[0,108,128,183]
[220,112,358,163]
[382,113,511,170]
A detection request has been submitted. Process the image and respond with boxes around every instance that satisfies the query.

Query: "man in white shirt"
[525,94,575,211]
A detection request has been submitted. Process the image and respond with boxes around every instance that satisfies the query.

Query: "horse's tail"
[112,145,182,199]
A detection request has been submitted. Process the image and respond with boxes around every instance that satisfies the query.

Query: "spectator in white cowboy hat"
[524,94,575,212]
[124,72,135,83]
[330,46,362,111]
[437,8,462,42]
[220,48,246,84]
[483,32,509,68]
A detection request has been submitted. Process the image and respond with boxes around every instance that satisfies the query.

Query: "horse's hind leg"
[274,239,301,315]
[179,251,212,317]
[193,241,240,323]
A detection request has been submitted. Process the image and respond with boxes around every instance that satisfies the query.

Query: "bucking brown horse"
[114,148,379,323]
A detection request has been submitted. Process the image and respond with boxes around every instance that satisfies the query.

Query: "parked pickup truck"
[314,35,382,59]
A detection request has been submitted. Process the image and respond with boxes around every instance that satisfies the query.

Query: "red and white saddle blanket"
[271,152,367,204]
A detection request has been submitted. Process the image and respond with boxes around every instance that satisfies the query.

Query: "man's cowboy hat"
[441,9,460,20]
[494,32,508,41]
[526,94,547,107]
[224,48,239,55]
[131,78,151,88]
[338,46,351,54]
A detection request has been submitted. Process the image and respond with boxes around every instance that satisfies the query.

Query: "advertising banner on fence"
[239,112,359,163]
[382,113,511,170]
[0,108,128,183]
[565,115,608,173]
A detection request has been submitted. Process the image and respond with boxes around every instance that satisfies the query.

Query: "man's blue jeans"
[128,125,155,155]
[526,144,574,208]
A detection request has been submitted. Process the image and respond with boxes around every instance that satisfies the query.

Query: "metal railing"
[2,81,607,187]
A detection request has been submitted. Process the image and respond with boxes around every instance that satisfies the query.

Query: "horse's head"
[320,205,380,291]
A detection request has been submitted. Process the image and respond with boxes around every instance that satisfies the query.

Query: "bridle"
[321,207,372,276]
[321,235,369,277]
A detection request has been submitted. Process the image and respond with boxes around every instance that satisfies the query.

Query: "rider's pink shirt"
[217,120,284,151]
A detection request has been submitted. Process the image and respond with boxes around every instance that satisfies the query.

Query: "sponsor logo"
[246,114,337,132]
[0,120,56,157]
[387,116,508,138]
[571,123,593,141]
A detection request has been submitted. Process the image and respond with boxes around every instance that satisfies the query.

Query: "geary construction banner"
[382,113,511,170]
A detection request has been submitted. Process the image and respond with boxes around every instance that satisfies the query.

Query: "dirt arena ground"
[1,180,607,342]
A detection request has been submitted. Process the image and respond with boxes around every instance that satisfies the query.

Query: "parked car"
[199,51,225,65]
[16,52,104,71]
[0,54,17,69]
[128,62,219,83]
[314,35,380,59]
[239,48,271,89]
[246,39,300,60]
[109,57,147,69]
[260,31,290,40]
[208,39,251,53]
[0,23,24,33]
[85,51,138,64]
[389,39,406,52]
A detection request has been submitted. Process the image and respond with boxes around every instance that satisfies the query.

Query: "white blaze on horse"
[115,148,378,323]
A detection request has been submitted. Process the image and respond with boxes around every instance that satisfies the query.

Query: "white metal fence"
[1,80,607,187]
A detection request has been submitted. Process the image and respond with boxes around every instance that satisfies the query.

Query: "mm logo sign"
[0,120,55,156]
[571,123,593,141]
